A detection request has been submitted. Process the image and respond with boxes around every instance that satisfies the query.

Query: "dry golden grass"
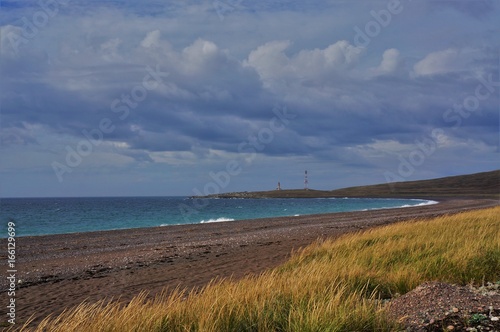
[283,206,499,296]
[17,207,500,332]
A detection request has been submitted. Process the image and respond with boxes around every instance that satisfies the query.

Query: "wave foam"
[363,199,439,212]
[200,217,235,224]
[381,200,439,210]
[406,200,439,207]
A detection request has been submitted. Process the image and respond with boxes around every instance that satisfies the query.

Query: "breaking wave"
[200,217,235,224]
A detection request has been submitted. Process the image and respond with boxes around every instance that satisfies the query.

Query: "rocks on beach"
[387,282,500,332]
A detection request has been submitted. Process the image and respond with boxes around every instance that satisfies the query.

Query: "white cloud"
[245,40,363,88]
[413,48,482,77]
[244,40,292,84]
[180,39,224,75]
[294,40,363,72]
[371,48,402,76]
[413,48,459,76]
[140,30,161,48]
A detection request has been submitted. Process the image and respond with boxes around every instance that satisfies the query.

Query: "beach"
[1,198,498,328]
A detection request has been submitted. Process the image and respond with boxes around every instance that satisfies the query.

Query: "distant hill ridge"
[198,170,499,199]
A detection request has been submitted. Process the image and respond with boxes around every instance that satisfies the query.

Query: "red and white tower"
[304,170,308,190]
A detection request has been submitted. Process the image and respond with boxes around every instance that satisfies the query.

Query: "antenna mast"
[304,170,308,190]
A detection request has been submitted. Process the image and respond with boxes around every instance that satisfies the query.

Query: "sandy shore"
[0,198,497,328]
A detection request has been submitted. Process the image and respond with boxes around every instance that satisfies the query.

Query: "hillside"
[328,169,499,199]
[199,169,499,199]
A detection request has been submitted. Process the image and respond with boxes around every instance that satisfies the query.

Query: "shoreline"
[0,198,497,328]
[3,197,438,239]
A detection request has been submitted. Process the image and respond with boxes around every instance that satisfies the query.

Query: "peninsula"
[194,169,499,199]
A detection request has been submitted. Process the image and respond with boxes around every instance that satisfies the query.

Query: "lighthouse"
[304,170,308,190]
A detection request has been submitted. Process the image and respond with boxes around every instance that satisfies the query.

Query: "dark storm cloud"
[2,36,498,158]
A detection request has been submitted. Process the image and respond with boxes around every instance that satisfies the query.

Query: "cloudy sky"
[1,0,499,197]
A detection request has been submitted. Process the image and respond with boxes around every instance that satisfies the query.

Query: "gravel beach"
[1,198,497,328]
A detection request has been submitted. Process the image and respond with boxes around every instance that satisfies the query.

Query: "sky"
[0,0,499,197]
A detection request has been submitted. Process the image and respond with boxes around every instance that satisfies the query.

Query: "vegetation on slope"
[20,207,500,332]
[328,169,499,199]
[201,169,499,199]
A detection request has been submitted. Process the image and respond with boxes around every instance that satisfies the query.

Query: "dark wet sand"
[0,198,497,328]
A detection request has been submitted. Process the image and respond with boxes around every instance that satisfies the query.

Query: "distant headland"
[193,169,499,199]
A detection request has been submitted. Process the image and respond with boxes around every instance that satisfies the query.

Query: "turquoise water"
[0,197,436,237]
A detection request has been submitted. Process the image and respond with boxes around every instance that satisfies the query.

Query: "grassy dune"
[21,207,500,332]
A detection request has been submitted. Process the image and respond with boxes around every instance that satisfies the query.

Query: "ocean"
[0,197,437,237]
